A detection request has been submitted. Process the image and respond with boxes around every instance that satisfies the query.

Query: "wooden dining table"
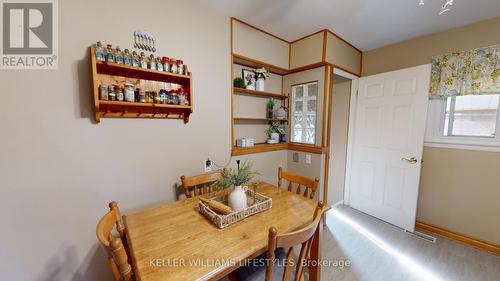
[123,181,324,281]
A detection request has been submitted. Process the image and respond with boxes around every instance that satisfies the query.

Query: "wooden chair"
[234,201,328,281]
[278,167,319,199]
[96,201,134,281]
[181,171,221,198]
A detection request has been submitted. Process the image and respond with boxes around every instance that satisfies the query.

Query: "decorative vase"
[270,132,280,142]
[228,185,248,211]
[280,134,286,143]
[246,83,255,90]
[256,78,265,91]
[274,107,287,119]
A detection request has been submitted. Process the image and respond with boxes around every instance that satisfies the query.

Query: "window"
[444,95,499,137]
[425,94,500,151]
[291,82,318,144]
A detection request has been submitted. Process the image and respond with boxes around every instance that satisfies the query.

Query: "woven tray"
[199,189,272,229]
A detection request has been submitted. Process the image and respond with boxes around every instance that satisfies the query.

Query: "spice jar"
[108,85,116,101]
[123,49,132,66]
[162,57,169,72]
[171,89,179,105]
[159,89,167,104]
[169,58,178,73]
[115,84,124,101]
[183,64,188,75]
[153,91,161,104]
[132,51,140,67]
[95,41,105,61]
[156,57,163,71]
[139,89,147,103]
[99,84,108,100]
[148,54,157,70]
[124,83,135,102]
[105,44,114,63]
[145,90,152,103]
[115,47,124,64]
[176,60,184,75]
[140,52,147,69]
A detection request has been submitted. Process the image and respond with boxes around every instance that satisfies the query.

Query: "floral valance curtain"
[429,44,500,99]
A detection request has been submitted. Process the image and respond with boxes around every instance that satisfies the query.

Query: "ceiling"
[195,0,500,51]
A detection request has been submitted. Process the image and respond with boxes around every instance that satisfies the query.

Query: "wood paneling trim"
[231,143,288,156]
[325,29,362,54]
[288,62,332,75]
[291,29,326,44]
[230,18,235,147]
[288,143,327,154]
[231,17,290,44]
[323,66,335,202]
[415,221,500,256]
[233,53,289,75]
[333,64,361,78]
[321,66,328,147]
[322,30,327,63]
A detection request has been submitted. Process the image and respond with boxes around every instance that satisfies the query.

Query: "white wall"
[0,0,233,280]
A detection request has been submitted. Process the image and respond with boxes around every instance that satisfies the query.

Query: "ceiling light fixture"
[418,0,454,15]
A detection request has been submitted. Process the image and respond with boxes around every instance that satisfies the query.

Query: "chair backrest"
[278,167,319,199]
[181,171,221,198]
[266,201,327,281]
[96,201,133,281]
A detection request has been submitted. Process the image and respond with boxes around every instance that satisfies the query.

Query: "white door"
[349,64,430,231]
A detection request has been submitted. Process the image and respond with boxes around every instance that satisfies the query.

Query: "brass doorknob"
[402,157,418,164]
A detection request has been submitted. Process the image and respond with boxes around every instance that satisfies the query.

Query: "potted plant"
[233,77,245,89]
[266,98,275,119]
[266,122,286,143]
[254,67,270,91]
[216,161,258,211]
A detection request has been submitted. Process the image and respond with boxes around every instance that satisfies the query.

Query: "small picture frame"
[242,69,255,88]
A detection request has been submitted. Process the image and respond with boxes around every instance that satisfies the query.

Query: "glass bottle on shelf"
[162,57,169,72]
[169,58,178,73]
[115,47,124,64]
[123,49,132,66]
[139,52,147,69]
[105,44,115,63]
[108,85,116,101]
[115,84,124,101]
[148,54,157,70]
[156,57,163,71]
[176,60,184,75]
[95,41,105,61]
[132,51,140,67]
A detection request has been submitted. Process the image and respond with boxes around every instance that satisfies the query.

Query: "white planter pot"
[256,78,265,91]
[270,132,280,141]
[228,186,248,211]
[246,84,255,90]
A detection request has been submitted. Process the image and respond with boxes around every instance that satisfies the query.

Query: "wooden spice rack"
[90,46,193,123]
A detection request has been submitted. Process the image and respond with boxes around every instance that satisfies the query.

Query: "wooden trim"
[333,64,361,78]
[231,17,290,44]
[288,143,327,154]
[234,117,288,122]
[325,29,362,54]
[230,18,235,147]
[233,87,287,99]
[415,221,500,256]
[321,66,328,147]
[233,53,289,75]
[323,66,335,204]
[322,30,327,63]
[231,143,288,156]
[90,46,100,123]
[290,80,318,88]
[288,62,332,75]
[290,29,326,44]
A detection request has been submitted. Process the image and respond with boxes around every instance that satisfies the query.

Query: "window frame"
[290,81,319,145]
[425,95,500,152]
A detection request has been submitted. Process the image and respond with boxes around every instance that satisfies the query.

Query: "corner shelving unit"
[231,53,290,156]
[90,46,193,123]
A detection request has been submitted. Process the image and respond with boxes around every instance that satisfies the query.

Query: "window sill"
[424,138,500,153]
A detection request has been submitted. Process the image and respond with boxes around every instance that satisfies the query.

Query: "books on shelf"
[236,138,255,147]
